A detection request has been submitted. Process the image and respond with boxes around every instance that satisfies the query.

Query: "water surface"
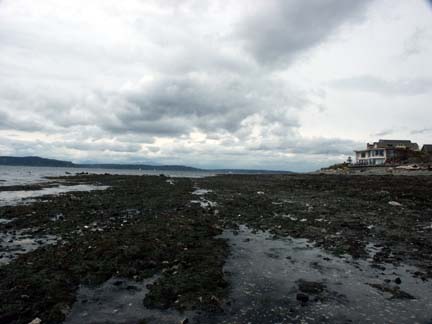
[0,166,215,187]
[211,225,432,323]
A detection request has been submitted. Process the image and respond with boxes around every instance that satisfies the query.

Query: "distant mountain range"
[0,156,75,168]
[0,156,292,174]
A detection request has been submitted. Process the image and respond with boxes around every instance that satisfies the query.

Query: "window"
[361,152,366,158]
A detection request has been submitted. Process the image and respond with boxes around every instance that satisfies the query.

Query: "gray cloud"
[236,0,373,65]
[3,0,421,172]
[251,136,360,156]
[411,128,432,135]
[0,109,47,132]
[59,140,142,153]
[88,74,304,139]
[403,27,428,57]
[373,129,394,137]
[330,75,432,96]
[0,136,151,163]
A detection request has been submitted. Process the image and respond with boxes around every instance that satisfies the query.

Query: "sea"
[0,165,215,207]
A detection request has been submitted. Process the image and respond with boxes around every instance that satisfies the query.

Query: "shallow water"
[0,166,215,187]
[67,225,432,323]
[192,188,213,195]
[0,184,109,207]
[209,225,432,324]
[65,276,194,324]
[0,218,15,224]
[0,230,58,265]
[191,187,217,209]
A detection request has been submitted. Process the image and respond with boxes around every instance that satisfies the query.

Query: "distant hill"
[0,156,75,167]
[0,156,201,171]
[81,163,202,172]
[0,156,293,174]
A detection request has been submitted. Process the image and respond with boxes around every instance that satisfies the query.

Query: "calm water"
[211,225,432,324]
[61,225,432,324]
[0,165,215,187]
[0,184,110,207]
[0,166,214,207]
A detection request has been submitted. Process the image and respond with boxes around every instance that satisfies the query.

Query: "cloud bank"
[1,0,430,171]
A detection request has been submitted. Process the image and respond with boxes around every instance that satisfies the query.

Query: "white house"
[355,140,419,166]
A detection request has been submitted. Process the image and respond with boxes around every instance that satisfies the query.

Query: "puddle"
[190,199,217,208]
[0,184,109,207]
[366,242,384,261]
[190,188,217,209]
[0,230,58,266]
[65,276,195,324]
[207,225,432,324]
[192,189,212,196]
[0,218,15,224]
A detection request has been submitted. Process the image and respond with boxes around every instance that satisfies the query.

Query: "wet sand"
[1,173,432,323]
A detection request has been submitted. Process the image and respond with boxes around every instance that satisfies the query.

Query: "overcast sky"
[0,0,431,171]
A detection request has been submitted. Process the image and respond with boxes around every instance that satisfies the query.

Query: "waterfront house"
[354,139,419,166]
[421,145,432,154]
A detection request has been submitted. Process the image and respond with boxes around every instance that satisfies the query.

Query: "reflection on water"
[0,166,216,206]
[208,225,432,324]
[67,225,432,323]
[191,187,217,209]
[0,229,58,265]
[65,276,195,324]
[0,166,215,187]
[0,184,109,207]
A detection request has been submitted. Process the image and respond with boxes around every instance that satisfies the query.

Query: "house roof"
[377,139,412,144]
[354,148,388,152]
[373,139,419,150]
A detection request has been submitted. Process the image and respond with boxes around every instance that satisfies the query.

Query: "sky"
[0,0,431,171]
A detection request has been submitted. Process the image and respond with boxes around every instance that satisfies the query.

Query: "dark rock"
[297,279,326,294]
[112,280,124,286]
[296,293,309,303]
[368,283,415,300]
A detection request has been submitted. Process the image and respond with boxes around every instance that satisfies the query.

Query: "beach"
[1,173,432,323]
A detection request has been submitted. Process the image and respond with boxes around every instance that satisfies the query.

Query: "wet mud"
[0,174,432,323]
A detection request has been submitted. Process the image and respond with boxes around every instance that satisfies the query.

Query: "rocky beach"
[1,173,432,323]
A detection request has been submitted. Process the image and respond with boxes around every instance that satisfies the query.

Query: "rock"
[296,293,309,303]
[395,277,402,285]
[28,318,42,324]
[112,280,124,286]
[297,279,325,294]
[54,303,71,316]
[368,283,415,300]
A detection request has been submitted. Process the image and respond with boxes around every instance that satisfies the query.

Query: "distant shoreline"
[0,156,293,174]
[319,165,432,176]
